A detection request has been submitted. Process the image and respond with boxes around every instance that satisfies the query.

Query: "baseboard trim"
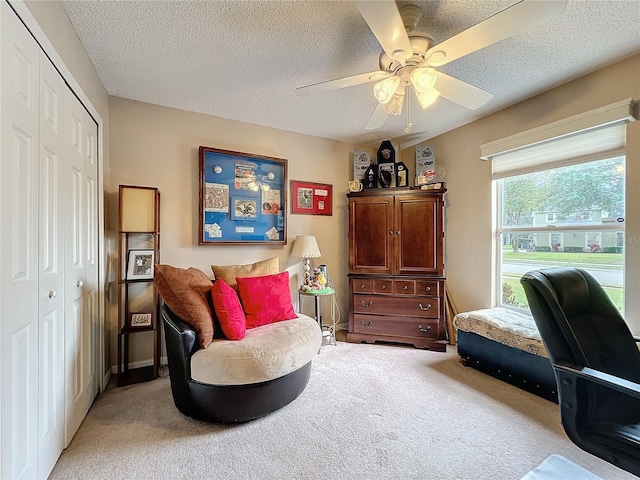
[110,356,169,374]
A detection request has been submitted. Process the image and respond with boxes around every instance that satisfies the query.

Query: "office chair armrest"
[555,361,640,399]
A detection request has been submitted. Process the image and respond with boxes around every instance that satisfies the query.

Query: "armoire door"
[394,194,443,275]
[348,195,394,274]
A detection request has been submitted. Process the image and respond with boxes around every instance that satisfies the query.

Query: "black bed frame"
[457,330,558,403]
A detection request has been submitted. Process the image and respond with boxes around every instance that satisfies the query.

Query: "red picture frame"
[290,180,333,216]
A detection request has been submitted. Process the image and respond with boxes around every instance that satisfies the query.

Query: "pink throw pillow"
[236,271,297,328]
[211,279,246,340]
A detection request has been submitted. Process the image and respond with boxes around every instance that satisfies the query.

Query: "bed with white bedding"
[453,307,558,402]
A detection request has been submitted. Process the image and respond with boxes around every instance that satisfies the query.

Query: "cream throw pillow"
[211,257,279,292]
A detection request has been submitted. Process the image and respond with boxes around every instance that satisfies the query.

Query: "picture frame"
[290,180,333,216]
[231,197,258,221]
[199,146,287,244]
[128,311,154,329]
[126,249,154,280]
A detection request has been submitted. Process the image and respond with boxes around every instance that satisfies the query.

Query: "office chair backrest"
[521,267,640,384]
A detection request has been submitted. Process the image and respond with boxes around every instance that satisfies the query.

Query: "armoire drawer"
[416,280,440,296]
[353,314,439,339]
[353,294,440,318]
[352,278,372,293]
[372,279,392,293]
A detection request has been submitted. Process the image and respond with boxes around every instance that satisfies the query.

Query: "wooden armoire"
[347,187,447,351]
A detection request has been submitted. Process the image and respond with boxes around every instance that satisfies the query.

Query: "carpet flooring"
[50,341,635,479]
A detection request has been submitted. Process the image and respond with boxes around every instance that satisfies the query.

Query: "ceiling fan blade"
[296,71,390,97]
[434,72,493,110]
[365,102,388,131]
[355,1,413,64]
[425,0,568,67]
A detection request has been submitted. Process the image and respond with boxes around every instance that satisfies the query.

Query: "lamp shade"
[291,235,321,258]
[374,76,401,105]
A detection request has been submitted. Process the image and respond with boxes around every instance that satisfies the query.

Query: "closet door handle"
[418,303,432,311]
[48,290,57,299]
[76,280,84,287]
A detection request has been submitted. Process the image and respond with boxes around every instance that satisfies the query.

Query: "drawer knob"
[418,303,432,311]
[425,286,431,292]
[360,284,365,289]
[418,324,431,332]
[361,320,372,327]
[381,284,386,290]
[403,285,408,291]
[389,230,393,235]
[360,300,373,307]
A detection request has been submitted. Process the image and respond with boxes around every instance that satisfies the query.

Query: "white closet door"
[84,112,99,410]
[0,1,41,478]
[37,50,67,478]
[1,3,100,477]
[64,91,98,443]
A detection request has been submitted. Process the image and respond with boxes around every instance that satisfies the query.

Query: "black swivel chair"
[520,267,640,476]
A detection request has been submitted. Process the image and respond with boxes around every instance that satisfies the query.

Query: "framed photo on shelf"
[290,180,333,216]
[126,249,154,280]
[128,312,154,329]
[199,146,287,244]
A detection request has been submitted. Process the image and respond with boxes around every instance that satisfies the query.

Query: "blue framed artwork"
[199,146,287,244]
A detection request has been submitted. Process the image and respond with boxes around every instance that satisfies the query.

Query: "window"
[483,100,636,315]
[497,156,625,312]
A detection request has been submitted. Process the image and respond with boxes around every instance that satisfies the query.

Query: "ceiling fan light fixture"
[384,87,405,115]
[415,87,440,109]
[410,67,437,93]
[373,76,401,104]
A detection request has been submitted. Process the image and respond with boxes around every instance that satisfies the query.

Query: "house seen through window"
[497,156,625,312]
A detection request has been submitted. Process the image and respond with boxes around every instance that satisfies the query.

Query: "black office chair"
[520,267,640,476]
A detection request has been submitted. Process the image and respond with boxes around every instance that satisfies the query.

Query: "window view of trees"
[499,157,625,311]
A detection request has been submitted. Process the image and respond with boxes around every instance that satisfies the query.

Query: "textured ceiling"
[61,0,640,149]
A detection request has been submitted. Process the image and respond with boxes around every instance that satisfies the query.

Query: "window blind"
[491,123,625,179]
[479,98,636,179]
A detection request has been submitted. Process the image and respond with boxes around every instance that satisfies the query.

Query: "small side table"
[299,288,336,345]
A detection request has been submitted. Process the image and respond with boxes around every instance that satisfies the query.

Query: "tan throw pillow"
[211,256,279,292]
[153,265,214,349]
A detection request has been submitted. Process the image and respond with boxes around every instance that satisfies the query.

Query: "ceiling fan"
[296,0,567,132]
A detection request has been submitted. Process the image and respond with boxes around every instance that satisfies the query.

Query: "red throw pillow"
[211,279,246,340]
[236,271,297,328]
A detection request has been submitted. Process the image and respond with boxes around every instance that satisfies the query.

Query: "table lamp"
[291,234,321,288]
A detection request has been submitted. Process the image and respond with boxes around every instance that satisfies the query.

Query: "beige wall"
[108,97,355,364]
[402,54,640,332]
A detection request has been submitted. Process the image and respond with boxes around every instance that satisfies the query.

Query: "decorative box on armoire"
[347,187,447,351]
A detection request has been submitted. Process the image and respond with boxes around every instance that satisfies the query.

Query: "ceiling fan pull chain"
[405,88,413,134]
